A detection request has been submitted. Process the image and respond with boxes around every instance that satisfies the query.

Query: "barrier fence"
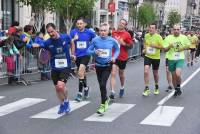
[0,40,142,85]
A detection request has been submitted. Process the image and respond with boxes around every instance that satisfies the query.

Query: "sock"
[155,83,159,89]
[121,86,124,89]
[145,86,149,90]
[79,79,84,92]
[83,76,87,88]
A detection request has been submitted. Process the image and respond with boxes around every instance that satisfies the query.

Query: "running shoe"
[119,88,125,98]
[84,87,90,99]
[75,92,83,102]
[63,100,71,113]
[165,86,173,92]
[96,99,109,115]
[142,89,150,96]
[109,91,115,100]
[58,104,65,114]
[174,87,182,97]
[153,88,160,95]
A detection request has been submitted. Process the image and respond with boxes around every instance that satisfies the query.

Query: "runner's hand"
[70,55,76,61]
[73,33,79,41]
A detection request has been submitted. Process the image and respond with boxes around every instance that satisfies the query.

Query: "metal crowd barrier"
[0,39,142,85]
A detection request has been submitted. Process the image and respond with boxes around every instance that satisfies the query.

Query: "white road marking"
[140,106,184,127]
[0,98,46,116]
[0,96,5,99]
[84,103,135,122]
[158,67,200,105]
[31,101,90,119]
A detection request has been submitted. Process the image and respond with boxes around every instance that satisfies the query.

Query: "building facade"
[92,0,130,29]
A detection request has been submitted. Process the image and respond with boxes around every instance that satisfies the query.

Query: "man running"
[142,23,163,96]
[187,31,198,66]
[43,23,72,114]
[163,24,190,97]
[70,18,96,102]
[87,23,120,115]
[109,19,133,99]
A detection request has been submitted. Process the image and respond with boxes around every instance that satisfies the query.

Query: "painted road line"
[0,96,5,99]
[140,106,184,127]
[84,103,135,122]
[0,98,46,117]
[158,67,200,106]
[31,101,90,119]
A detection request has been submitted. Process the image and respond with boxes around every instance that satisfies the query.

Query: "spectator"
[21,25,34,73]
[8,21,19,35]
[2,36,20,84]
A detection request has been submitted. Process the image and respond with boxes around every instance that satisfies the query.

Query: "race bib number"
[173,52,181,60]
[98,49,110,58]
[55,59,68,68]
[77,41,87,49]
[146,47,156,54]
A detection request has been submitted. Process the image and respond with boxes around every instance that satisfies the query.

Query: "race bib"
[146,47,156,54]
[173,52,181,60]
[77,41,87,49]
[55,59,68,68]
[98,49,110,58]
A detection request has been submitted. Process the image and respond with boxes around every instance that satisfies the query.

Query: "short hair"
[76,17,86,23]
[24,25,33,32]
[46,23,56,30]
[149,22,157,29]
[100,23,110,31]
[120,19,128,26]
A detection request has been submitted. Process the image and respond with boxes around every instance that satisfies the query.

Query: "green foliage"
[138,2,156,27]
[167,10,181,27]
[16,0,50,11]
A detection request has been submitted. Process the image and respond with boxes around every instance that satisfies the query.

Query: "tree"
[138,2,156,28]
[17,0,97,33]
[17,0,51,32]
[48,0,97,33]
[167,10,181,27]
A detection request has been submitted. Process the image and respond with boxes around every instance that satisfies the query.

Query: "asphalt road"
[0,56,200,134]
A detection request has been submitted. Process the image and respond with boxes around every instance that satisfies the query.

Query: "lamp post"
[131,0,139,28]
[190,0,196,30]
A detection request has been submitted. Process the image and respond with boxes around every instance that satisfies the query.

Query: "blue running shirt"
[70,28,96,57]
[43,33,71,71]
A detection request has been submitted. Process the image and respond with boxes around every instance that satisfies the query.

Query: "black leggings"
[96,65,112,104]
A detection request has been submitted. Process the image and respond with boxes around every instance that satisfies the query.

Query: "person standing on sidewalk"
[109,19,133,100]
[163,24,190,97]
[87,23,120,115]
[70,18,96,102]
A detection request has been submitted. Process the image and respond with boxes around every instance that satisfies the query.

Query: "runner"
[109,19,133,99]
[87,23,120,115]
[165,29,173,92]
[187,31,198,66]
[42,23,72,114]
[142,23,163,96]
[163,24,190,97]
[70,18,96,102]
[165,51,173,92]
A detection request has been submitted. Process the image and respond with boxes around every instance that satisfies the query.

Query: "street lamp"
[131,0,139,28]
[190,0,196,30]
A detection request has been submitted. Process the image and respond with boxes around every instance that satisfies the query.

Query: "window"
[100,0,105,9]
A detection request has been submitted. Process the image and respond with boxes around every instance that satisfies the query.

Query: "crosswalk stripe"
[140,106,184,127]
[84,103,135,122]
[31,101,90,119]
[0,98,46,117]
[0,96,5,99]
